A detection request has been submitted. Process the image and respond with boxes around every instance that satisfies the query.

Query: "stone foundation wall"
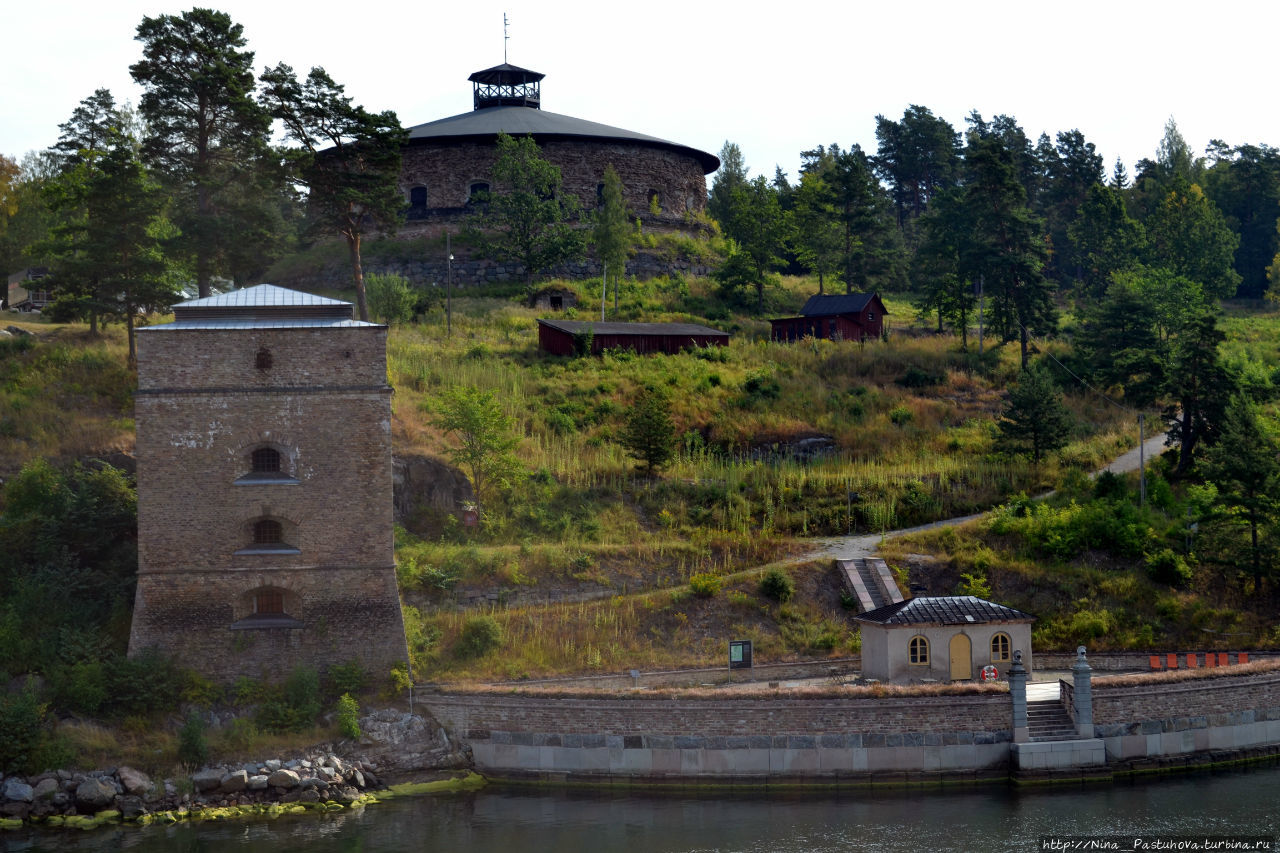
[276,250,714,292]
[421,693,1013,780]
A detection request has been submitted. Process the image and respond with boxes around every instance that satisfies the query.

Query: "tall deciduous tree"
[592,164,631,311]
[1145,180,1241,299]
[465,132,584,288]
[131,8,270,298]
[259,63,406,322]
[429,387,523,522]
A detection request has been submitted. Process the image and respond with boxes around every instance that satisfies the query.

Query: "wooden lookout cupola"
[470,63,543,110]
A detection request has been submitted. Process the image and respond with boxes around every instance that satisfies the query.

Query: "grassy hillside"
[10,273,1266,684]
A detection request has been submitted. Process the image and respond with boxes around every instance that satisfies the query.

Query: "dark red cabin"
[770,293,888,343]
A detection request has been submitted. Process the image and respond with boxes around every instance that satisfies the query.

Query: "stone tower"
[128,284,409,683]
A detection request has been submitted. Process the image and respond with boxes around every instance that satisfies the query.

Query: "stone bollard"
[1072,645,1093,738]
[1009,649,1029,743]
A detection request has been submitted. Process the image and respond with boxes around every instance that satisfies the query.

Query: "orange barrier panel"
[1149,655,1163,670]
[1239,652,1250,664]
[1167,653,1179,669]
[1219,653,1230,666]
[1186,653,1198,668]
[1204,654,1216,668]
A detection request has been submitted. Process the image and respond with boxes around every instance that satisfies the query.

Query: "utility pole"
[977,275,984,356]
[1138,413,1146,507]
[446,232,453,337]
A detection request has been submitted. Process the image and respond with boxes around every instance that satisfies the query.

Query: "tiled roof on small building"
[854,596,1032,626]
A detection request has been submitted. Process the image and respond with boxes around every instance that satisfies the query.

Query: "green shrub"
[325,660,368,699]
[1145,548,1192,588]
[956,571,992,599]
[366,272,417,325]
[759,568,794,603]
[336,693,361,739]
[283,666,322,722]
[0,681,48,774]
[895,365,944,388]
[888,404,913,425]
[688,572,722,598]
[177,711,208,767]
[457,615,503,658]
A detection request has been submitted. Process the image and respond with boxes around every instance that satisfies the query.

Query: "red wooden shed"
[537,319,729,356]
[770,292,888,343]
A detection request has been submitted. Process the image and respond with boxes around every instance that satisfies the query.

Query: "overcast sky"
[5,1,1277,184]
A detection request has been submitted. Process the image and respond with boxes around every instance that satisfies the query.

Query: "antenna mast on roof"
[503,12,509,63]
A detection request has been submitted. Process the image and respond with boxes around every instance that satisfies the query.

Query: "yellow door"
[949,633,972,681]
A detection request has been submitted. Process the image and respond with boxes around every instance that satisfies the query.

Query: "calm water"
[2,765,1277,853]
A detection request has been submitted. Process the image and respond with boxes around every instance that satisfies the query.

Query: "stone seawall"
[423,667,1280,784]
[422,692,1013,783]
[1091,670,1280,765]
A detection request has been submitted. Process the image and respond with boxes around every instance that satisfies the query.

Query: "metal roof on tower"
[145,284,382,330]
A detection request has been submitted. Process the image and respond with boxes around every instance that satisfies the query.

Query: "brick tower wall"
[129,324,410,684]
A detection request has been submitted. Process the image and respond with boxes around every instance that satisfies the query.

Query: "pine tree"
[259,63,407,321]
[997,365,1072,464]
[131,8,270,298]
[620,387,676,474]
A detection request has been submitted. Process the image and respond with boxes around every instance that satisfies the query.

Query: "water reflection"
[3,763,1277,853]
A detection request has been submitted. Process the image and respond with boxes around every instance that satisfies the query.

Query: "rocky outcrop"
[357,709,469,776]
[393,454,474,522]
[0,708,468,829]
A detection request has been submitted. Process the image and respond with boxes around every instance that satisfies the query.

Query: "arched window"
[237,444,297,484]
[990,632,1011,663]
[255,347,273,370]
[908,635,929,665]
[230,585,303,630]
[468,181,490,203]
[647,189,662,213]
[253,519,283,545]
[254,587,284,614]
[596,183,606,206]
[251,447,281,474]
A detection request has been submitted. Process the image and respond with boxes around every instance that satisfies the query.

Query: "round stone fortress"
[398,64,719,234]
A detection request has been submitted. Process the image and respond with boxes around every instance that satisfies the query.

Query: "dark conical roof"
[407,65,720,174]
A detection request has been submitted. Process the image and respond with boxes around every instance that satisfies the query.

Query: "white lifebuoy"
[981,664,998,682]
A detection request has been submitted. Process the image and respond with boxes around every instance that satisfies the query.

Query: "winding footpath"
[795,432,1169,564]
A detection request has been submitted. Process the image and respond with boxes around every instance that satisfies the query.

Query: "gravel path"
[792,432,1169,563]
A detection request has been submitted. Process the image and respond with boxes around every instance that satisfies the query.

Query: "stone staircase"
[1027,698,1079,741]
[836,558,904,613]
